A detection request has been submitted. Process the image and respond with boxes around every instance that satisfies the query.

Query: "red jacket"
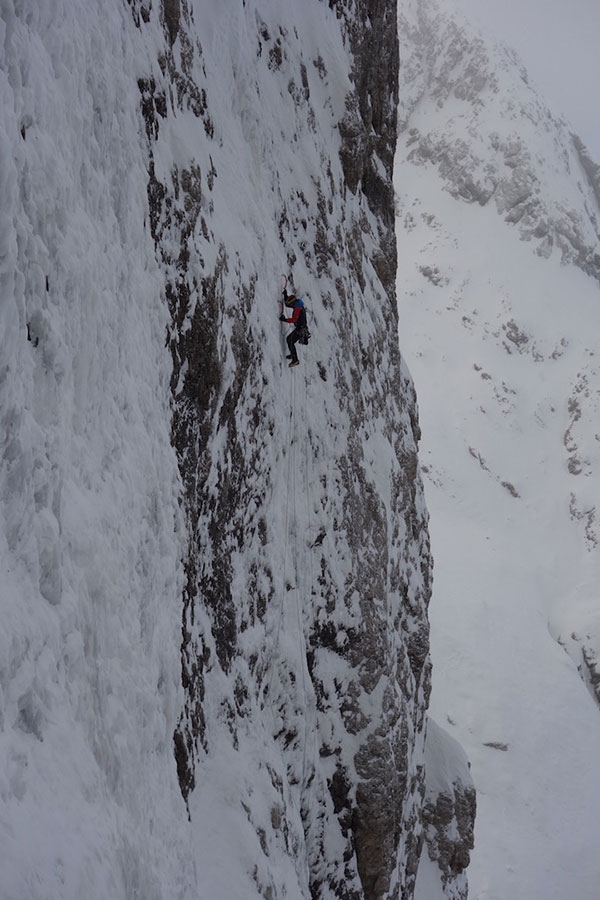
[283,298,306,326]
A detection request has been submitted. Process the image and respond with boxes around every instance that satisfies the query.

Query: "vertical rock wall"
[132,1,433,897]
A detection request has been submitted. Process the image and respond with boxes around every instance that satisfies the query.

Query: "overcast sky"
[447,0,600,159]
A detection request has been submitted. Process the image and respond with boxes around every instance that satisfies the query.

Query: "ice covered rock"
[420,720,475,900]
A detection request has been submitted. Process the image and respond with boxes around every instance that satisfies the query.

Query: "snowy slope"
[396,3,600,899]
[0,1,449,899]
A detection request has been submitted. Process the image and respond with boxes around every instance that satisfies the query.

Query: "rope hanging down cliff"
[264,368,295,705]
[264,280,314,790]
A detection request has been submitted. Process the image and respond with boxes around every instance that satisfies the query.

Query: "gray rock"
[421,719,476,900]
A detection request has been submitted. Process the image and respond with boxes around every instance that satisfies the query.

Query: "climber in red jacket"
[279,289,310,368]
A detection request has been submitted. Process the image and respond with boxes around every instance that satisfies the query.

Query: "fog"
[447,0,600,160]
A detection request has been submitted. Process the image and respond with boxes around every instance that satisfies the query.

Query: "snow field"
[397,149,600,899]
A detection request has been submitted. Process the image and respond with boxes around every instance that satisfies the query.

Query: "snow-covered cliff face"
[0,1,450,898]
[0,2,194,897]
[144,1,434,897]
[396,2,600,898]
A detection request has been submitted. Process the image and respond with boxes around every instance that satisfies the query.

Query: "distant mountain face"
[398,0,600,282]
[395,3,600,898]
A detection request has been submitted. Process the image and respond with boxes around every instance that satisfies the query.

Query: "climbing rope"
[296,367,311,793]
[298,364,319,794]
[263,287,316,805]
[265,369,295,705]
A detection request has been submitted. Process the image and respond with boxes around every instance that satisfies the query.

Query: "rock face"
[134,0,434,897]
[420,721,476,900]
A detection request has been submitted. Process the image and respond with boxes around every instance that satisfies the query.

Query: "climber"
[279,288,310,367]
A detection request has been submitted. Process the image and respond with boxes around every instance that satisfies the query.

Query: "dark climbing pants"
[286,329,302,364]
